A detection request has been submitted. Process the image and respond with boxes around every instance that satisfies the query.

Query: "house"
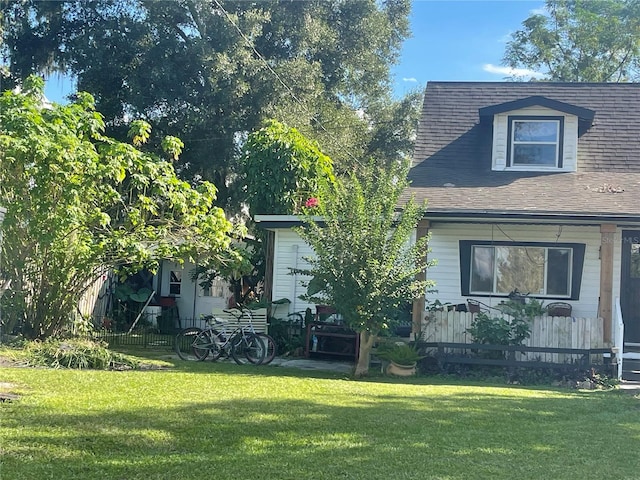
[402,82,639,351]
[256,82,640,375]
[78,259,234,332]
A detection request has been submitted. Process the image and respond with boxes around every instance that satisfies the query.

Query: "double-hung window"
[508,116,563,168]
[460,241,585,300]
[169,270,182,296]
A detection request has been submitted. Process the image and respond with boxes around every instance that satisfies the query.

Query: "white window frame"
[507,116,563,170]
[469,245,573,298]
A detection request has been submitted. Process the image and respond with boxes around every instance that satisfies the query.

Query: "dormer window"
[508,116,563,168]
[479,96,594,173]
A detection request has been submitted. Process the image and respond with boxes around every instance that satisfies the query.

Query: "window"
[169,270,182,296]
[631,242,640,279]
[460,241,585,300]
[507,116,563,168]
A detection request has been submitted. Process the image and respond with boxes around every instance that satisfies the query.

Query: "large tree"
[0,76,240,339]
[503,0,640,82]
[1,0,417,210]
[293,160,433,377]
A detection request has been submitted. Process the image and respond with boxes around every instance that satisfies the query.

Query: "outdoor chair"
[466,299,491,314]
[545,302,572,317]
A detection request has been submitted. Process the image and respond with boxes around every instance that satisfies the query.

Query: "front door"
[621,231,640,344]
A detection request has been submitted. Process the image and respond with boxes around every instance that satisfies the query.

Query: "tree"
[503,0,640,82]
[292,160,433,377]
[0,76,240,339]
[242,119,335,216]
[1,0,416,211]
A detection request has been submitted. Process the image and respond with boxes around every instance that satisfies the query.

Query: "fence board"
[421,311,607,364]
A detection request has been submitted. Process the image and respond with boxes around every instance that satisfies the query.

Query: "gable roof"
[404,82,640,220]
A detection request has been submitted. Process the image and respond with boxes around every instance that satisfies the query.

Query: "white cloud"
[483,64,546,79]
[402,77,418,83]
[529,8,547,15]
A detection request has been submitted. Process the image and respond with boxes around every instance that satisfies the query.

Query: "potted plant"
[377,343,424,376]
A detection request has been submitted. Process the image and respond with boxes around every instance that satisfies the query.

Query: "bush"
[376,342,424,365]
[23,338,139,370]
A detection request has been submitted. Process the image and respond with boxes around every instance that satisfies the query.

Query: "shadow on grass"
[2,367,639,480]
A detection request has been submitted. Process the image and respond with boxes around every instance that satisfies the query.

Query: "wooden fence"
[422,311,606,364]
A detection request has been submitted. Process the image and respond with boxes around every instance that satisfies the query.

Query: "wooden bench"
[210,308,269,334]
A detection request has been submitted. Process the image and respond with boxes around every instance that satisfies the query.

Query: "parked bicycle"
[174,307,276,365]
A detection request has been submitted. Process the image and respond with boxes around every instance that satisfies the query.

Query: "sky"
[391,0,546,97]
[44,0,547,103]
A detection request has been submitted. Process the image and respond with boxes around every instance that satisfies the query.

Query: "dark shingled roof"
[403,82,640,219]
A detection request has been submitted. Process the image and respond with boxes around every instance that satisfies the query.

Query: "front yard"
[1,355,638,479]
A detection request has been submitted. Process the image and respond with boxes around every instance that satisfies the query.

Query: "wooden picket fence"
[421,311,606,365]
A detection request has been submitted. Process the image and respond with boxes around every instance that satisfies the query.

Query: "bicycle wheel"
[256,333,277,365]
[175,327,203,361]
[193,329,224,361]
[230,333,265,365]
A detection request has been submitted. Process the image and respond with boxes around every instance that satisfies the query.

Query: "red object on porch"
[157,296,176,307]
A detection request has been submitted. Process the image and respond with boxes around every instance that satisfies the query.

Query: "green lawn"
[1,355,638,480]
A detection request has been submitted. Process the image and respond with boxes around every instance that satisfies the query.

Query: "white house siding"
[491,106,578,172]
[425,223,615,318]
[159,260,228,321]
[271,229,317,316]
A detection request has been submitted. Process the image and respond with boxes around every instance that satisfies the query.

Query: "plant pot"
[386,360,417,376]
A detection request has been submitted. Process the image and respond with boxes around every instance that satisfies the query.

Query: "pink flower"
[304,197,319,208]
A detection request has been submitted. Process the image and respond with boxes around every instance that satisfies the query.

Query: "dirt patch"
[0,381,21,402]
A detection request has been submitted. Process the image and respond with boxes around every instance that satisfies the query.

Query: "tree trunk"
[354,330,377,377]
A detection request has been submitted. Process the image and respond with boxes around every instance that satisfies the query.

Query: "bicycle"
[174,308,269,364]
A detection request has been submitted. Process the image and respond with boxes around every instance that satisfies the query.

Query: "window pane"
[631,243,640,278]
[495,247,544,295]
[513,121,558,142]
[471,246,494,292]
[547,249,571,295]
[513,145,557,166]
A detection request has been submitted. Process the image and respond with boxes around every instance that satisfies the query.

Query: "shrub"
[376,343,424,365]
[23,338,138,370]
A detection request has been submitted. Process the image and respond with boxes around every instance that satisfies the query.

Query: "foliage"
[0,77,240,339]
[292,159,433,376]
[466,298,545,349]
[242,119,335,215]
[376,342,423,366]
[0,0,417,211]
[503,0,640,81]
[267,314,306,356]
[22,338,138,369]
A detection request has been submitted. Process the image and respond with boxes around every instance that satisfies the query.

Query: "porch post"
[599,224,616,343]
[412,220,430,338]
[263,230,275,308]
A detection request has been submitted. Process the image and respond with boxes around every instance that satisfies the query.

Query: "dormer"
[479,96,595,172]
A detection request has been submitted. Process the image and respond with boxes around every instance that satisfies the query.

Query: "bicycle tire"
[255,333,277,365]
[175,327,203,361]
[193,329,224,361]
[230,333,265,365]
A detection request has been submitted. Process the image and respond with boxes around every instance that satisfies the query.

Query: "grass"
[1,348,639,480]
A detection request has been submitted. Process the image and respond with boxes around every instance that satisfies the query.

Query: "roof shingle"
[406,82,640,218]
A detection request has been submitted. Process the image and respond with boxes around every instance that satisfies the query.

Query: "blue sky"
[45,0,546,103]
[391,0,546,97]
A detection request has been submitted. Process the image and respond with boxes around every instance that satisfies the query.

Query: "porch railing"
[422,311,607,364]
